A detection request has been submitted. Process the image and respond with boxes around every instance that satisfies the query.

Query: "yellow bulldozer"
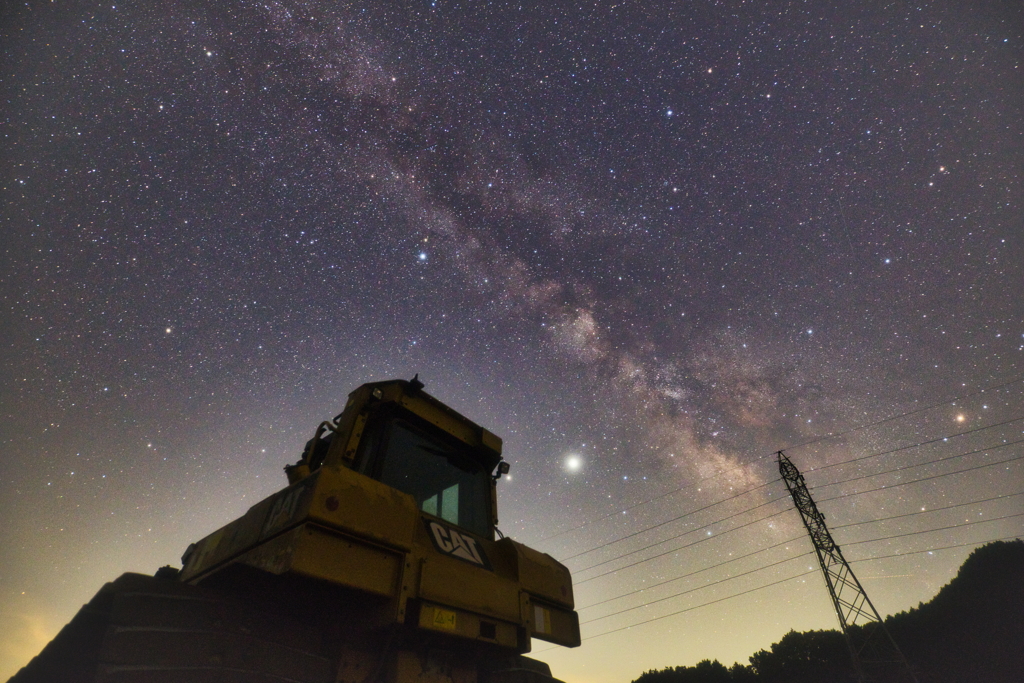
[11,377,580,683]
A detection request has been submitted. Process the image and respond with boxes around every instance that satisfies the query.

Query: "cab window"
[368,416,491,539]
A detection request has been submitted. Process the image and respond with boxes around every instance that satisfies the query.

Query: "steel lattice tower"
[777,451,918,683]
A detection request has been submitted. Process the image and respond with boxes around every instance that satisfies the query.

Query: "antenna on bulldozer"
[777,450,918,683]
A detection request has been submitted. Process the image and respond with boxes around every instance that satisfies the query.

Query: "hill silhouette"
[632,540,1024,683]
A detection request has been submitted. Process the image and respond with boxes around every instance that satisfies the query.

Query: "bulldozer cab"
[358,410,493,538]
[290,377,504,541]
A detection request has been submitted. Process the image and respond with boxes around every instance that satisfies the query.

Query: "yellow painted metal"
[236,523,402,597]
[341,411,367,465]
[417,601,520,649]
[481,428,502,454]
[490,478,500,528]
[497,538,575,609]
[526,599,581,648]
[180,473,318,582]
[307,465,419,551]
[419,554,521,623]
[182,465,420,584]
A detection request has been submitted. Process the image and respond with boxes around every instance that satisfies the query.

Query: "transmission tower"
[777,450,918,683]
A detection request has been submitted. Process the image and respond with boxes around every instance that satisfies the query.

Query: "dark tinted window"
[375,418,491,538]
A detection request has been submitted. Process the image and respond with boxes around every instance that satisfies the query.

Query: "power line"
[782,374,1024,453]
[833,491,1024,530]
[579,522,1024,620]
[577,533,806,610]
[779,451,922,682]
[560,446,1020,603]
[533,569,821,655]
[575,569,820,644]
[557,489,1022,648]
[580,553,807,625]
[849,535,1024,564]
[818,450,1024,504]
[842,512,1024,548]
[542,403,1022,552]
[547,410,1022,557]
[813,437,1024,491]
[573,468,1022,619]
[562,479,777,562]
[548,448,1019,647]
[567,444,1022,583]
[578,494,1023,604]
[541,455,775,542]
[573,495,787,574]
[807,414,1024,475]
[541,429,1024,612]
[578,491,1024,612]
[575,505,792,583]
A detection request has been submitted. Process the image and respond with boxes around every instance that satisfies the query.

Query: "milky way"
[2,2,1022,681]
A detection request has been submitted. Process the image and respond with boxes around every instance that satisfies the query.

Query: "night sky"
[2,1,1022,681]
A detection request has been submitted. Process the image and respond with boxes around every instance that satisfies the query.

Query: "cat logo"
[425,520,492,570]
[261,477,313,539]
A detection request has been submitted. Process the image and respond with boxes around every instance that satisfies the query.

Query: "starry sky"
[2,1,1022,681]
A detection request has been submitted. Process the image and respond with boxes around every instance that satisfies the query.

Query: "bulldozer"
[11,377,580,683]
